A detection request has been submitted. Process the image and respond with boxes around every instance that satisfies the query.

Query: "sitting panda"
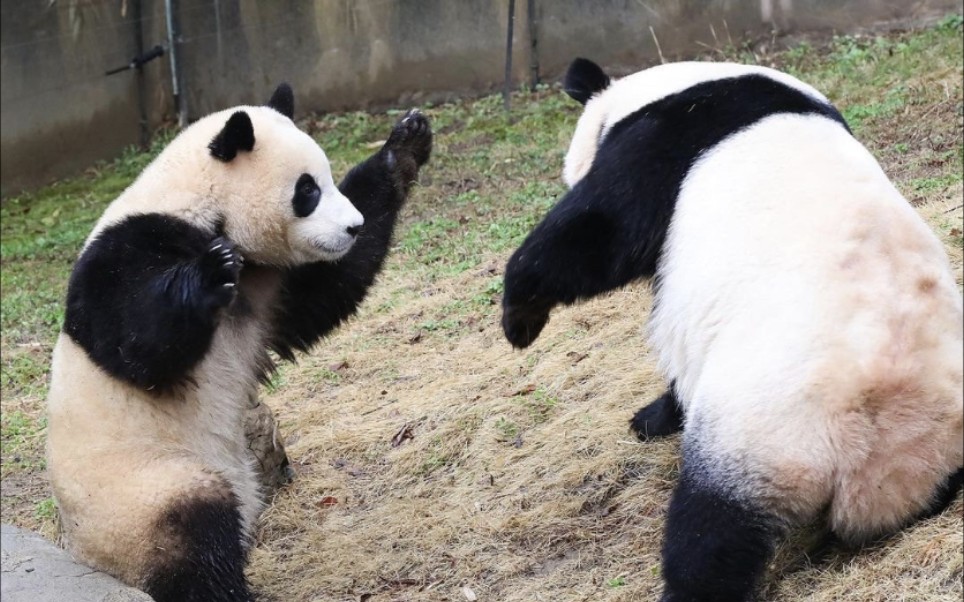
[46,84,432,602]
[502,58,963,601]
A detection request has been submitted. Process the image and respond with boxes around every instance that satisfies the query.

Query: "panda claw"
[199,237,243,307]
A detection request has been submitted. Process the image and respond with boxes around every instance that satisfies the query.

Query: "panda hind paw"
[629,389,684,441]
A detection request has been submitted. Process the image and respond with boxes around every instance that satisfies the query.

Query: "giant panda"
[46,84,432,602]
[501,58,963,601]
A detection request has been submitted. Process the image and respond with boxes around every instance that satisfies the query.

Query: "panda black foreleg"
[502,197,637,348]
[660,459,782,602]
[64,214,240,392]
[630,383,684,441]
[269,110,432,358]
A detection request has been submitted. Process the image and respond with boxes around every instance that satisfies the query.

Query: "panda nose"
[346,225,361,237]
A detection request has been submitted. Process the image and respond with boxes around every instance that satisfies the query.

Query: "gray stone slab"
[1,524,153,602]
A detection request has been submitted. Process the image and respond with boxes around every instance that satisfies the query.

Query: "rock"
[0,524,153,601]
[244,392,294,497]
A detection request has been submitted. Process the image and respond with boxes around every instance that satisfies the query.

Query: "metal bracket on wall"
[104,45,165,76]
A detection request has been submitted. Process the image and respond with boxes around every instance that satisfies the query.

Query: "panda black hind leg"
[143,477,252,602]
[630,381,684,441]
[660,447,784,602]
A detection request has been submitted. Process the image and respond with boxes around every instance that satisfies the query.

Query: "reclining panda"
[46,84,432,602]
[502,58,963,601]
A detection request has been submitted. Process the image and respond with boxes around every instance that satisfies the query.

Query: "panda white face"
[561,59,830,188]
[192,105,364,267]
[286,169,363,263]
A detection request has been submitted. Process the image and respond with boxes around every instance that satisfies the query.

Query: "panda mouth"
[311,239,354,256]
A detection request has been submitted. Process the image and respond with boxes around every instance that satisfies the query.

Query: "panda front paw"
[501,302,552,349]
[198,236,243,309]
[384,109,432,172]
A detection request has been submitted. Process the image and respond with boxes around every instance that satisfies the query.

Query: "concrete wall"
[2,0,959,195]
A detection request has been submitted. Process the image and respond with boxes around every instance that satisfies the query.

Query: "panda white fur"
[501,58,963,601]
[46,84,432,602]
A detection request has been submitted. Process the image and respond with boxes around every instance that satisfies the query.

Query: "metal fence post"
[503,0,516,112]
[164,0,188,127]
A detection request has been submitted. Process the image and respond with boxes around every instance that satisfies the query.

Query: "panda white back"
[656,109,962,529]
[562,61,829,188]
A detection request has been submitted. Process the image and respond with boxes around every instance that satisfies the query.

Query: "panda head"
[560,58,831,188]
[164,84,364,267]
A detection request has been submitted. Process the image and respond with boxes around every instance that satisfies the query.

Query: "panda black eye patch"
[292,173,321,217]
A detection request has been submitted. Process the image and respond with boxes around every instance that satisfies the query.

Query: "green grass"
[0,410,46,474]
[34,497,57,522]
[1,18,962,534]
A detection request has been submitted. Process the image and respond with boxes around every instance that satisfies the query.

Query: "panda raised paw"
[384,109,432,170]
[198,236,244,309]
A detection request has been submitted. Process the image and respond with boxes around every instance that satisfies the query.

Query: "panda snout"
[346,224,361,237]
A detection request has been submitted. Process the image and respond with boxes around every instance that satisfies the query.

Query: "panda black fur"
[46,84,432,602]
[502,59,963,601]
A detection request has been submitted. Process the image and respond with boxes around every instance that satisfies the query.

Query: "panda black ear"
[267,83,294,119]
[564,58,611,105]
[208,111,255,162]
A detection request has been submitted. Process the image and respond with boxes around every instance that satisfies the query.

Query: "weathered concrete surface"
[0,0,168,196]
[0,524,154,602]
[2,0,960,194]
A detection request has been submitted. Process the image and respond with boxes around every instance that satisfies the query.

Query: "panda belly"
[649,113,964,535]
[47,287,274,585]
[178,315,269,535]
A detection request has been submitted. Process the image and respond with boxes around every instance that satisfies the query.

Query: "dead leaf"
[950,227,961,237]
[391,422,417,447]
[316,496,338,507]
[505,384,537,397]
[566,351,589,365]
[408,331,423,344]
[478,262,501,276]
[461,586,478,601]
[329,360,349,372]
